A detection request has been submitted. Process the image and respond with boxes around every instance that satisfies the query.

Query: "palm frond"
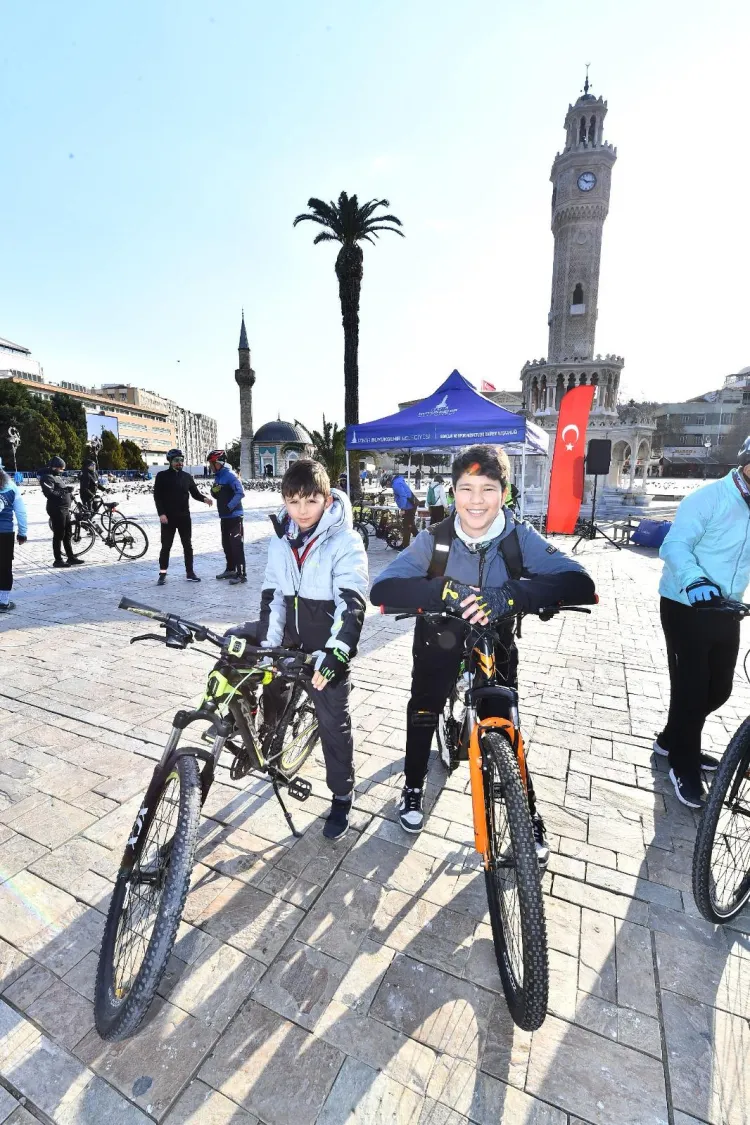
[362,224,405,237]
[363,213,403,227]
[313,232,341,244]
[293,213,333,229]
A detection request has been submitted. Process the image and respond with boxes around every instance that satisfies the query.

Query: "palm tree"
[296,416,346,483]
[294,192,404,483]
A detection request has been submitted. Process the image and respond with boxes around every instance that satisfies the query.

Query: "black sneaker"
[229,574,248,585]
[53,559,68,568]
[216,570,237,580]
[157,573,167,586]
[398,787,424,834]
[653,739,719,772]
[186,572,201,582]
[669,769,706,809]
[66,557,85,566]
[323,795,352,840]
[532,814,550,869]
[0,602,15,613]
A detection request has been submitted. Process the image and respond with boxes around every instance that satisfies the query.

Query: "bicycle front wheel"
[70,520,96,557]
[693,719,750,923]
[272,682,320,779]
[94,754,201,1040]
[111,519,149,560]
[481,730,548,1030]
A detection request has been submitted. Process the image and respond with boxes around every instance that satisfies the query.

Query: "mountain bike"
[57,497,149,560]
[692,598,750,923]
[380,601,591,1031]
[94,597,319,1041]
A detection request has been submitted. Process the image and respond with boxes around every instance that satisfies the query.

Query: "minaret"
[547,72,617,362]
[234,312,255,479]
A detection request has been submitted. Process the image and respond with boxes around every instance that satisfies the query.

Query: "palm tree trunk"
[336,243,364,495]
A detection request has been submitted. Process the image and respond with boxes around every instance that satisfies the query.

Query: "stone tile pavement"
[0,487,749,1124]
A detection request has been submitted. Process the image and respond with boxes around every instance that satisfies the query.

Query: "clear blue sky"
[3,0,749,443]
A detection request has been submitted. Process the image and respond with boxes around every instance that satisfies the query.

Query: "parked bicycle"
[380,601,591,1031]
[692,598,750,923]
[56,496,149,560]
[94,597,319,1041]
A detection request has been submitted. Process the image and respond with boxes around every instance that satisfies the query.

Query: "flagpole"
[520,442,526,521]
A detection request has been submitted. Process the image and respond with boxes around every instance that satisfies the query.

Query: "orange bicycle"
[381,603,591,1030]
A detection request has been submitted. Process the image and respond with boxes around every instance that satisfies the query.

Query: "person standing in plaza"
[391,471,418,548]
[426,474,448,524]
[655,438,750,807]
[207,449,247,585]
[79,455,107,510]
[153,448,213,585]
[40,456,83,568]
[0,461,28,613]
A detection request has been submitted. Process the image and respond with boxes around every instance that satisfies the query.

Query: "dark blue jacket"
[211,465,244,519]
[392,475,416,511]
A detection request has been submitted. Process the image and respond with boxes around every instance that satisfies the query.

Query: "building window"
[572,283,584,304]
[579,116,587,143]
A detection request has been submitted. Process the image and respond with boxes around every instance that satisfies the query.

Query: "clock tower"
[547,77,616,363]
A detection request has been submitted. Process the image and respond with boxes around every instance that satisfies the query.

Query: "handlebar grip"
[118,597,167,622]
[379,606,421,616]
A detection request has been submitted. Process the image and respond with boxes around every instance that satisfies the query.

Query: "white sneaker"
[654,739,719,772]
[398,787,424,833]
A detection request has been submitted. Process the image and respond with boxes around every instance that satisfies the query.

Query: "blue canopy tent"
[346,370,549,516]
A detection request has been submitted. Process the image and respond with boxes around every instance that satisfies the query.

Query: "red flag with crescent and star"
[545,384,595,534]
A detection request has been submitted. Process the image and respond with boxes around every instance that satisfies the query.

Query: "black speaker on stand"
[573,439,621,552]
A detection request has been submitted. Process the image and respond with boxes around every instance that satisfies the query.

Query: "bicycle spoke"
[709,769,750,913]
[487,762,525,986]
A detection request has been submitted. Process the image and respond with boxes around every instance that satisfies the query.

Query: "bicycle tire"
[481,729,548,1030]
[692,718,750,923]
[271,681,320,779]
[355,523,369,551]
[69,521,97,557]
[386,528,405,551]
[94,754,201,1041]
[111,519,149,561]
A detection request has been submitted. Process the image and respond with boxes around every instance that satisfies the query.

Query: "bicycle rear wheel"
[94,754,201,1040]
[272,681,320,779]
[481,729,548,1030]
[112,519,149,560]
[693,719,750,923]
[70,520,96,557]
[355,523,369,551]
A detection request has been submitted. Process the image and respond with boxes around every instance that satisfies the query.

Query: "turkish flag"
[546,385,595,534]
[481,380,497,391]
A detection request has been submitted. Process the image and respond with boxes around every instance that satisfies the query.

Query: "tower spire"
[239,310,249,351]
[583,63,590,96]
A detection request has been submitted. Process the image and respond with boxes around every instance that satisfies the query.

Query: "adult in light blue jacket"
[0,463,28,614]
[655,445,750,808]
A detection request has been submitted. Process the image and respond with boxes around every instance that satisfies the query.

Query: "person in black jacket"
[79,456,106,510]
[40,456,84,568]
[154,449,213,584]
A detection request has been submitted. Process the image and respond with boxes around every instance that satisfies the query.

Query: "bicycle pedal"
[286,777,312,802]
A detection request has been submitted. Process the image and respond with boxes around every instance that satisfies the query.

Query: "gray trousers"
[265,674,354,797]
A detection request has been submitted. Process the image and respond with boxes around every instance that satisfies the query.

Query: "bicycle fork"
[466,711,529,867]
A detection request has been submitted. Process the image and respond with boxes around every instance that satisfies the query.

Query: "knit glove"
[314,647,350,685]
[686,578,722,605]
[441,578,516,623]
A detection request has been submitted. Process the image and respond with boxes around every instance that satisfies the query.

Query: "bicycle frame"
[461,630,529,864]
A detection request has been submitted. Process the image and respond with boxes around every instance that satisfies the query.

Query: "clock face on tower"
[577,171,597,192]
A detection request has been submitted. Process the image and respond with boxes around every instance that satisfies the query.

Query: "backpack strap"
[427,512,525,581]
[427,516,455,579]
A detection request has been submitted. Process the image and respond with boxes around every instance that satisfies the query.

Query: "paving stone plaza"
[0,490,748,1125]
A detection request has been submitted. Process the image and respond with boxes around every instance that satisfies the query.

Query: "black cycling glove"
[441,578,516,622]
[314,647,350,685]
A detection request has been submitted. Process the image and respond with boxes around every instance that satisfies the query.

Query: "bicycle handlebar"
[378,604,592,623]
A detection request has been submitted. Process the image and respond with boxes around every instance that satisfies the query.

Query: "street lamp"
[7,427,20,475]
[703,438,712,480]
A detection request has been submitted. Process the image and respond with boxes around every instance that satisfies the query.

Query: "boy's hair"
[281,459,331,500]
[452,445,510,490]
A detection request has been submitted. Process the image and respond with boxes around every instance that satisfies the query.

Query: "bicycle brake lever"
[130,632,165,644]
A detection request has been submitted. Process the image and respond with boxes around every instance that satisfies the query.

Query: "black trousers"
[262,673,354,797]
[404,617,537,813]
[658,596,740,783]
[159,515,193,571]
[0,532,14,592]
[49,508,74,562]
[221,517,246,575]
[429,505,446,525]
[401,507,417,548]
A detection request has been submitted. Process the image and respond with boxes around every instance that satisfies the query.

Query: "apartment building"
[99,385,218,464]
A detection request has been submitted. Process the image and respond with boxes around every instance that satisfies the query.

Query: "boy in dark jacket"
[225,460,368,840]
[207,449,246,584]
[79,456,106,509]
[40,456,83,568]
[371,445,596,861]
[153,449,213,584]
